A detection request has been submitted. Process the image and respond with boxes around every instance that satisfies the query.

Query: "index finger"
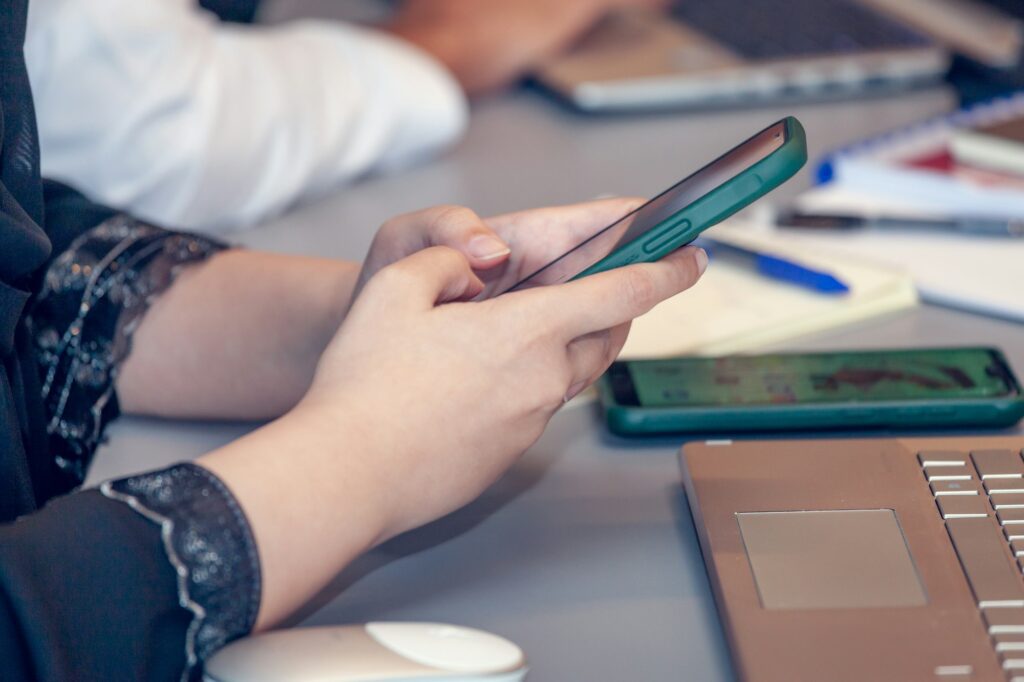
[530,245,708,339]
[485,197,644,249]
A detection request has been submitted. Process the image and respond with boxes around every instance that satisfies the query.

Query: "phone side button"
[643,219,692,254]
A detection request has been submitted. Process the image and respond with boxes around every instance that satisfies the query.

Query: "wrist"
[199,405,392,628]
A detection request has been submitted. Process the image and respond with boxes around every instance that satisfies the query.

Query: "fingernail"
[563,381,588,403]
[467,235,511,261]
[694,247,709,275]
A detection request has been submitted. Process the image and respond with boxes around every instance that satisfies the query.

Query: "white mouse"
[203,622,528,682]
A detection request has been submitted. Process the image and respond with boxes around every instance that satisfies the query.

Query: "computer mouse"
[203,622,528,682]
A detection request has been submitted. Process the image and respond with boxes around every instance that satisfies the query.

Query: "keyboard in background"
[670,0,932,61]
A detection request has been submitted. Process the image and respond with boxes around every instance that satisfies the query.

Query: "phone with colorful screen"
[599,347,1024,435]
[506,116,807,292]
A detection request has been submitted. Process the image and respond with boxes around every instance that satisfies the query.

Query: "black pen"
[776,208,1024,238]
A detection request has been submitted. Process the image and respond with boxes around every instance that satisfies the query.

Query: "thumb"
[423,206,511,270]
[381,205,511,270]
[368,246,485,309]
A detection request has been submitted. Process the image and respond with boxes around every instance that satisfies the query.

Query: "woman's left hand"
[353,197,641,301]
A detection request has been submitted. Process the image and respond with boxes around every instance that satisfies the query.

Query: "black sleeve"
[0,185,260,680]
[0,464,262,682]
[0,490,192,681]
[31,206,228,488]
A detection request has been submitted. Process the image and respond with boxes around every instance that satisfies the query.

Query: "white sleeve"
[25,0,468,231]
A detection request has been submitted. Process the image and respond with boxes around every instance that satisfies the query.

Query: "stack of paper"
[759,185,1024,323]
[619,222,918,359]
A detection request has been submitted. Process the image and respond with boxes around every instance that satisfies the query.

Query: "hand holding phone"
[505,116,807,292]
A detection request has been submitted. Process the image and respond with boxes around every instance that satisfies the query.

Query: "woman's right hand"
[300,241,706,543]
[201,229,705,631]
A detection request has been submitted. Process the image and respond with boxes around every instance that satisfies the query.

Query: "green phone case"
[597,350,1024,437]
[572,116,808,280]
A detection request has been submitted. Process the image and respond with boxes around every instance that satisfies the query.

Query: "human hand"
[300,239,706,542]
[352,198,641,302]
[387,0,668,94]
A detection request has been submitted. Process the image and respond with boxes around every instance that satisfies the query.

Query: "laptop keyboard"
[920,449,1024,680]
[671,0,933,60]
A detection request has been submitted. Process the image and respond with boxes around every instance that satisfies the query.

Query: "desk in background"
[88,88,1024,680]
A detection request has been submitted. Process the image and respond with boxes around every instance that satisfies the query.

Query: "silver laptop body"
[680,435,1024,681]
[535,0,1019,112]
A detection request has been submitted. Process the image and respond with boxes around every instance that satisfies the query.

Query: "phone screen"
[609,348,1019,408]
[507,120,788,292]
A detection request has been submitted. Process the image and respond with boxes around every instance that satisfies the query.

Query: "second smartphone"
[599,347,1024,436]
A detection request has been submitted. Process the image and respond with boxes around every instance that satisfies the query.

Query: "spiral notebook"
[815,89,1024,217]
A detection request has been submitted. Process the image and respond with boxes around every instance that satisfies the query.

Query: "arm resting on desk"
[115,248,359,421]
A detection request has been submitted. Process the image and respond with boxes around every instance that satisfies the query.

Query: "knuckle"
[542,371,571,405]
[623,269,658,312]
[378,214,404,236]
[432,244,467,268]
[371,261,416,291]
[430,205,480,233]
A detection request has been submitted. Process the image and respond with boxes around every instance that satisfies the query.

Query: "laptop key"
[928,473,974,482]
[985,608,1024,634]
[938,496,990,519]
[947,518,1024,608]
[932,480,982,496]
[920,451,969,468]
[973,450,1024,479]
[1005,527,1024,542]
[997,638,1024,654]
[1011,540,1024,557]
[1001,510,1024,526]
[994,495,1024,510]
[987,480,1024,495]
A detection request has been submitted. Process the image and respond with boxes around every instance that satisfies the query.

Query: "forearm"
[117,250,359,420]
[198,405,388,630]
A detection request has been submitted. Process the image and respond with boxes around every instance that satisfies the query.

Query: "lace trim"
[101,463,261,681]
[29,215,227,487]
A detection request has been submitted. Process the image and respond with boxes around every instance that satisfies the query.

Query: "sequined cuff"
[29,216,228,488]
[101,463,262,681]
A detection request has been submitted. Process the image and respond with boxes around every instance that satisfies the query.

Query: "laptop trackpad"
[737,509,927,610]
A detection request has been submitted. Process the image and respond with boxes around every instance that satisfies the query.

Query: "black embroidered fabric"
[103,463,262,681]
[27,215,262,677]
[29,215,226,487]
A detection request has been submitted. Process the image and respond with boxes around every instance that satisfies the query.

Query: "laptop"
[680,435,1024,681]
[536,0,1023,112]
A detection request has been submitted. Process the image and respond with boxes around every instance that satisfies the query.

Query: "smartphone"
[598,347,1024,435]
[506,116,807,292]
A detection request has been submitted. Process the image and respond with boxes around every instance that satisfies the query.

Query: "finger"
[543,245,708,339]
[384,205,512,270]
[486,197,645,248]
[564,329,613,401]
[606,321,632,363]
[563,321,632,401]
[367,246,485,309]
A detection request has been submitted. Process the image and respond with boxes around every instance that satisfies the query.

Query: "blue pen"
[696,237,850,295]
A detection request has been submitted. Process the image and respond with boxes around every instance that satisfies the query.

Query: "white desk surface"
[89,85,1024,680]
